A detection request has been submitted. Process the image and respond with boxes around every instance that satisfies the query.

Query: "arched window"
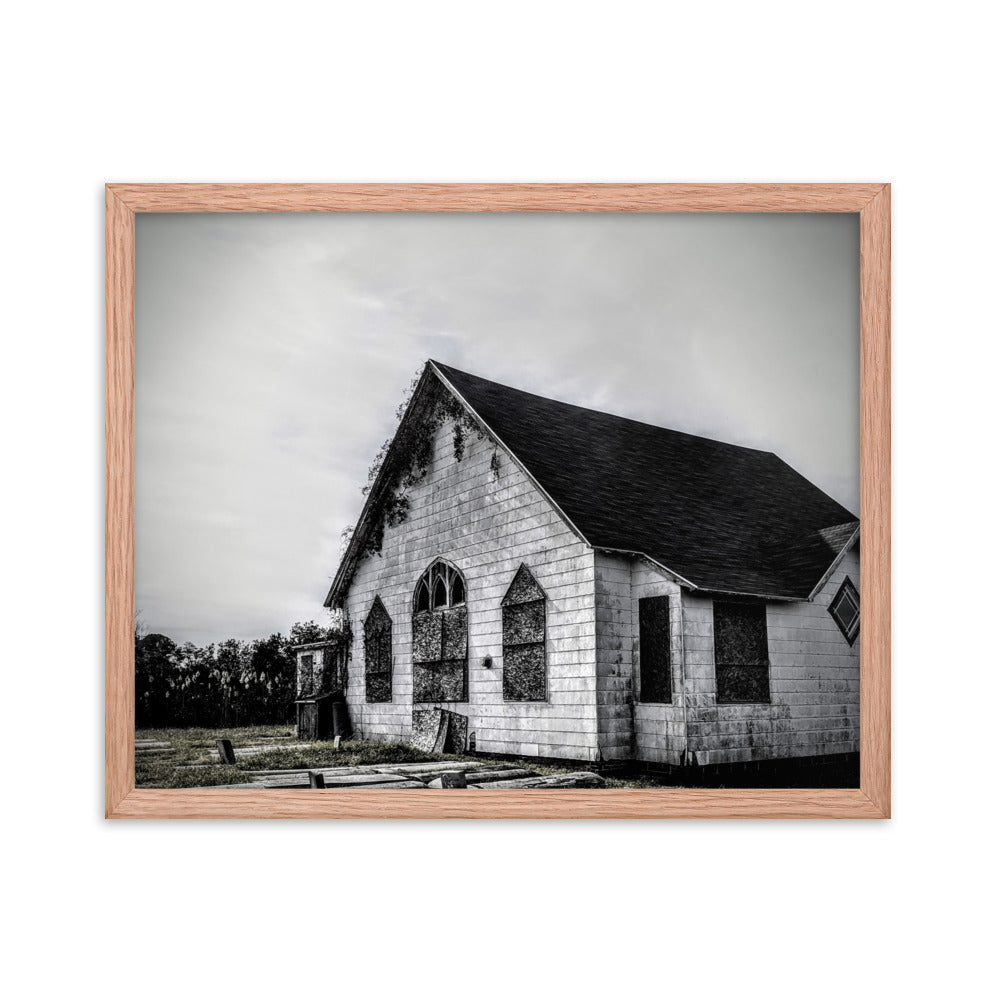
[501,564,547,701]
[412,560,468,702]
[413,560,466,613]
[364,596,393,703]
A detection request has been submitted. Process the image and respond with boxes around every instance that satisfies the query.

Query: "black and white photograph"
[134,210,861,792]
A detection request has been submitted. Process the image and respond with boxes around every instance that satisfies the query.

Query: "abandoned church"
[309,360,861,771]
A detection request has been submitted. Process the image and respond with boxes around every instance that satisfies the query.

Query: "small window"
[713,599,771,704]
[412,560,468,702]
[298,653,315,697]
[829,577,860,645]
[364,596,393,703]
[501,564,547,701]
[638,596,672,703]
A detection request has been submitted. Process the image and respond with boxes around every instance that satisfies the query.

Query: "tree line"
[135,621,336,728]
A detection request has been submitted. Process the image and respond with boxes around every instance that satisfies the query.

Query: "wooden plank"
[859,184,892,819]
[460,769,535,784]
[470,773,605,789]
[107,183,884,215]
[110,788,886,818]
[317,773,431,787]
[247,772,434,789]
[358,781,429,790]
[221,780,429,791]
[208,743,314,760]
[104,185,134,820]
[248,774,310,788]
[106,182,890,820]
[373,761,490,775]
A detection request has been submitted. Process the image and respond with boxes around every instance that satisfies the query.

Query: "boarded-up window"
[638,596,672,703]
[298,653,315,697]
[502,564,546,701]
[364,596,393,703]
[828,576,860,645]
[412,560,468,703]
[713,600,771,704]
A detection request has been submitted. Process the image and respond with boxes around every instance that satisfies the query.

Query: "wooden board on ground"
[469,772,605,789]
[460,768,535,784]
[208,743,314,760]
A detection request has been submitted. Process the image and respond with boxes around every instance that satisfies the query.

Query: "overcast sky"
[135,211,859,645]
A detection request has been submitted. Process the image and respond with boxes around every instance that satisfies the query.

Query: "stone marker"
[333,735,342,750]
[216,739,237,765]
[428,770,467,788]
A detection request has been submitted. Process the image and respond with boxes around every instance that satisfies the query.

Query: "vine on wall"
[358,375,489,558]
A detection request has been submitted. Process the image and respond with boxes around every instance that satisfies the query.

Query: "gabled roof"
[431,361,858,601]
[327,360,859,605]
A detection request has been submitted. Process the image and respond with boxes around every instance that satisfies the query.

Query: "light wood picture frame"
[106,183,890,819]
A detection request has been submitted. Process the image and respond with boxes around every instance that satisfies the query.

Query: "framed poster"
[106,183,889,818]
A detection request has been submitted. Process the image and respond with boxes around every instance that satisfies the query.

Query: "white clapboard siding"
[594,554,688,764]
[679,543,861,765]
[341,420,599,761]
[593,546,861,766]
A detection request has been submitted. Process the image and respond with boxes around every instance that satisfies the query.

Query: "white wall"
[683,545,861,765]
[596,549,861,766]
[594,553,688,763]
[341,412,599,760]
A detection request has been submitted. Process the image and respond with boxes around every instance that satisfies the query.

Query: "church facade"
[323,361,861,768]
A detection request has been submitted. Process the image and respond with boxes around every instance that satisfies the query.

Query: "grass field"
[133,726,663,788]
[135,727,857,789]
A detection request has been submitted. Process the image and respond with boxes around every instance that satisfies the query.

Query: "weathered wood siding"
[595,554,686,764]
[682,543,861,765]
[340,420,599,761]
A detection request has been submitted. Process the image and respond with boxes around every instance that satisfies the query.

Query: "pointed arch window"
[501,564,547,701]
[364,596,393,703]
[412,560,468,702]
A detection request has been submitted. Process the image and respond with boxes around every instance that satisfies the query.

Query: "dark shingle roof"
[432,361,858,600]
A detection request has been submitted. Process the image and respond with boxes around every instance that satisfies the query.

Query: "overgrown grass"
[136,725,298,787]
[237,740,455,772]
[134,726,672,788]
[134,727,475,788]
[134,758,250,788]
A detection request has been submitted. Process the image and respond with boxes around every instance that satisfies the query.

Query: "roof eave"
[327,359,595,608]
[806,523,862,602]
[591,547,698,590]
[324,364,439,608]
